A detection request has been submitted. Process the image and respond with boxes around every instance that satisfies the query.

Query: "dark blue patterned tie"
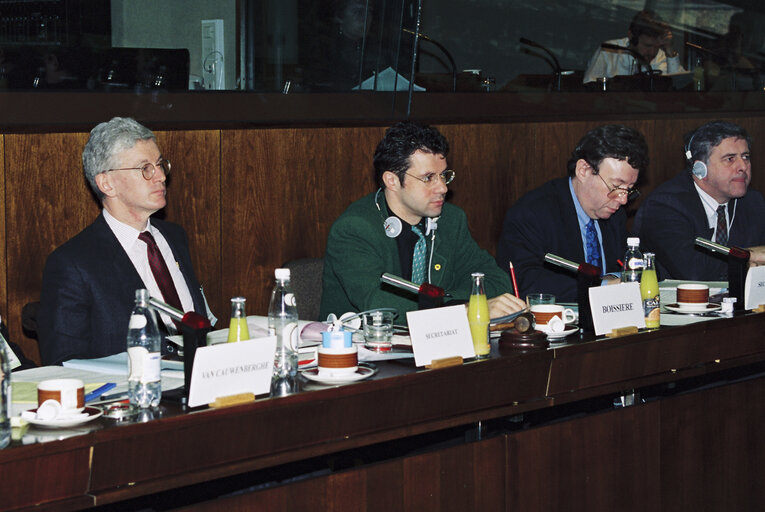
[585,219,602,271]
[716,205,728,247]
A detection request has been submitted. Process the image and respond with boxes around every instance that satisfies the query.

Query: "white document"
[589,282,646,335]
[745,266,765,310]
[188,336,276,407]
[407,305,475,367]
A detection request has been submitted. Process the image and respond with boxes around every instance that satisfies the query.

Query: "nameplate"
[589,282,645,336]
[744,266,765,310]
[188,335,277,408]
[407,305,475,367]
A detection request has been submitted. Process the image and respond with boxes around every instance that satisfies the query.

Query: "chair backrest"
[282,258,324,321]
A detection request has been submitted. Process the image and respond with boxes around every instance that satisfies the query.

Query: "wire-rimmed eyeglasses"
[104,159,171,180]
[595,171,639,201]
[404,169,455,186]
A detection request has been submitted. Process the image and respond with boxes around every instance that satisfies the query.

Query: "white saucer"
[21,406,103,429]
[543,326,579,340]
[301,363,377,385]
[665,303,721,314]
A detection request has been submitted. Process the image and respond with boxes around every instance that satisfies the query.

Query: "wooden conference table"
[3,311,765,511]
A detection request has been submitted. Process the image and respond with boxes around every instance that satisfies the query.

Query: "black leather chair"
[282,258,324,321]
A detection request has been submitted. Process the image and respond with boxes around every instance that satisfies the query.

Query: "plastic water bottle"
[268,268,299,384]
[621,237,644,283]
[127,289,162,408]
[0,336,10,449]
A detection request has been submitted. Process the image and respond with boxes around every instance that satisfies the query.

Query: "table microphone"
[380,273,445,309]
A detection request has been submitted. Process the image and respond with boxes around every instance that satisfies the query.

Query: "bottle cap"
[627,237,640,247]
[275,268,290,280]
[135,289,150,301]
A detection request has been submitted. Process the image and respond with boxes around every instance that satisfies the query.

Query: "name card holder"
[426,356,464,369]
[210,392,256,408]
[589,283,645,336]
[407,305,475,367]
[606,326,639,338]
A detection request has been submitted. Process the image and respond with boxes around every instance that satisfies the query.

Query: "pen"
[617,259,625,269]
[99,391,128,402]
[85,382,117,403]
[508,261,520,297]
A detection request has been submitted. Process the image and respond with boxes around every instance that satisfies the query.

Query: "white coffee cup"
[37,378,85,413]
[530,304,577,326]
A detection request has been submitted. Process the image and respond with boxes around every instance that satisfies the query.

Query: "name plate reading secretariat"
[407,305,475,367]
[188,335,277,407]
[745,266,765,310]
[589,282,645,335]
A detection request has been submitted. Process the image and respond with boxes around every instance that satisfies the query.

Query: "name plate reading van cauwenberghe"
[407,304,475,367]
[188,335,277,407]
[589,282,645,335]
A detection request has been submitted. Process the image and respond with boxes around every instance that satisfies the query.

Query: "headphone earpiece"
[692,161,708,179]
[383,216,402,238]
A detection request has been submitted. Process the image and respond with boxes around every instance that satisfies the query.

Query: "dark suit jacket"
[496,177,626,303]
[634,171,765,281]
[38,214,206,366]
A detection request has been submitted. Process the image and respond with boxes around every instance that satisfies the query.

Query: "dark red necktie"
[138,231,183,312]
[716,205,728,247]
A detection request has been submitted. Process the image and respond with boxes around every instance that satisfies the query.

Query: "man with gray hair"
[38,117,211,365]
[635,120,765,280]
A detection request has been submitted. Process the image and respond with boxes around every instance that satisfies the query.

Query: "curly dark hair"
[373,121,449,188]
[566,124,649,176]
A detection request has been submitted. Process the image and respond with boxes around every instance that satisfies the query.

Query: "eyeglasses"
[404,169,455,186]
[595,172,639,201]
[104,159,171,180]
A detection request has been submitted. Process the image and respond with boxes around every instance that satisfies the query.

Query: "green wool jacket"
[320,191,512,322]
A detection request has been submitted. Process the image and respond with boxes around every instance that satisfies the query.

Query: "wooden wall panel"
[220,127,384,317]
[5,132,95,363]
[155,130,223,321]
[506,402,661,511]
[176,435,506,512]
[0,135,5,330]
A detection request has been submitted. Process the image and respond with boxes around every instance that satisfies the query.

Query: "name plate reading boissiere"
[407,304,475,367]
[589,282,645,335]
[188,335,277,407]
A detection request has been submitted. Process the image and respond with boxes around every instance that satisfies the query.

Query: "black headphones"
[685,131,708,179]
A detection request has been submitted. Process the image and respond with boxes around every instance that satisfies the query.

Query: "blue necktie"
[411,225,427,285]
[585,219,602,272]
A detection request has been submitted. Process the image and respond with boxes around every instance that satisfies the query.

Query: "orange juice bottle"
[227,297,251,342]
[640,253,660,329]
[468,273,491,358]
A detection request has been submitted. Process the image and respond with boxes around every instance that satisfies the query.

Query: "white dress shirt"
[693,182,731,242]
[103,208,194,332]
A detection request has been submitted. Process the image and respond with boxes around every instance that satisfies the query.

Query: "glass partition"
[0,0,762,121]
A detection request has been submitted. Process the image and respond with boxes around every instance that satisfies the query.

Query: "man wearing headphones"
[320,121,525,322]
[583,10,684,84]
[496,125,648,303]
[635,120,765,280]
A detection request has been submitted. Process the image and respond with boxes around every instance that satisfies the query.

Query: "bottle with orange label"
[641,252,660,329]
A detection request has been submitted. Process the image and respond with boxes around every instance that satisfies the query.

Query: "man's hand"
[487,293,527,319]
[661,29,677,57]
[747,245,765,267]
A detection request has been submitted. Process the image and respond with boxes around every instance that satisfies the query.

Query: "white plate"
[665,303,721,314]
[22,406,103,429]
[301,363,377,385]
[543,326,579,340]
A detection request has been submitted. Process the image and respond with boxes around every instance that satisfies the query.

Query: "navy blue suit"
[496,177,626,302]
[38,214,206,365]
[634,171,765,281]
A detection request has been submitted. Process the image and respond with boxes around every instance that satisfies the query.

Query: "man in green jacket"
[320,121,525,322]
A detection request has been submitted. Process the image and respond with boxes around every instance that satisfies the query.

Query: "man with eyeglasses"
[496,124,648,303]
[38,117,213,365]
[320,121,526,322]
[634,120,765,280]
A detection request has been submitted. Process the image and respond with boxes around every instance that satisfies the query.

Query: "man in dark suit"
[635,120,765,280]
[496,125,649,302]
[38,117,213,366]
